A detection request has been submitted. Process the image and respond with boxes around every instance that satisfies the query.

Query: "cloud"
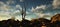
[52,0,60,9]
[0,1,18,21]
[0,1,12,16]
[31,5,46,13]
[0,0,60,21]
[6,0,15,5]
[31,5,50,18]
[16,4,22,10]
[11,4,23,16]
[35,5,46,10]
[0,1,14,10]
[0,1,22,16]
[34,12,52,18]
[31,4,60,20]
[0,1,17,16]
[20,0,24,2]
[0,1,28,21]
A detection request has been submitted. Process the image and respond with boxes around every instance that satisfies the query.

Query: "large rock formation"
[51,14,60,23]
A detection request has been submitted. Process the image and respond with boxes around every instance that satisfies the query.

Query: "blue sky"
[0,0,60,21]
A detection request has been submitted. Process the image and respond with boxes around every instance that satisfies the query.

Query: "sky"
[0,0,60,21]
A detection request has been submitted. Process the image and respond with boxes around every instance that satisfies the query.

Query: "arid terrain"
[0,14,60,27]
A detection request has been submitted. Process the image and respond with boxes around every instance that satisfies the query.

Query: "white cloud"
[0,1,32,21]
[52,0,60,8]
[36,13,45,18]
[13,10,20,14]
[0,1,14,10]
[34,13,52,18]
[0,1,16,21]
[0,11,10,16]
[0,1,12,16]
[20,0,24,2]
[16,4,22,10]
[31,5,46,18]
[35,5,46,10]
[0,1,21,16]
[31,5,55,20]
[31,5,46,13]
[6,0,15,5]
